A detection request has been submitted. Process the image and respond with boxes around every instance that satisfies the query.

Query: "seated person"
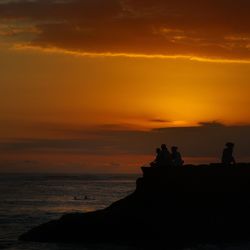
[222,142,236,166]
[160,144,172,167]
[171,146,184,167]
[150,148,161,167]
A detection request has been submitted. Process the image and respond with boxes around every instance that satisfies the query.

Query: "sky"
[1,0,250,173]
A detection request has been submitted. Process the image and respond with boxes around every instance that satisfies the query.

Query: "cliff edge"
[19,164,250,247]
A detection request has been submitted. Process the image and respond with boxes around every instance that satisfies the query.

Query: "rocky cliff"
[20,164,250,248]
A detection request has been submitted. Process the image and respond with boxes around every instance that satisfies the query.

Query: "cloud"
[1,123,250,159]
[1,0,250,60]
[149,119,170,123]
[198,121,225,128]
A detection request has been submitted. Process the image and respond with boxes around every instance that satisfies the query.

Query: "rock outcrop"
[20,164,250,248]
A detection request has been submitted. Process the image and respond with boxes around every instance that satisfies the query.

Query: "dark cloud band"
[1,123,250,158]
[0,0,250,60]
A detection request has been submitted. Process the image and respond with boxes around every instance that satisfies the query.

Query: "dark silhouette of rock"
[19,164,250,248]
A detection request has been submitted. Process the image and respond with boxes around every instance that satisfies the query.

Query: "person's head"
[226,142,234,148]
[156,148,161,154]
[161,144,167,150]
[171,146,178,153]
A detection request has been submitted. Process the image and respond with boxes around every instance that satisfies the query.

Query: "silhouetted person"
[222,142,236,166]
[150,148,161,167]
[160,144,172,166]
[171,146,184,167]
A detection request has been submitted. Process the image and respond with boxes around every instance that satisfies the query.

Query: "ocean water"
[0,173,139,250]
[0,173,249,250]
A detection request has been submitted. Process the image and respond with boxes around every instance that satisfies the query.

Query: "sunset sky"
[1,0,250,173]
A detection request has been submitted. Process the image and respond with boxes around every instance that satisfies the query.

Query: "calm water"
[0,173,249,250]
[0,173,139,250]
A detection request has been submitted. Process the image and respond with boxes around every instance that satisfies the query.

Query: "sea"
[0,173,249,250]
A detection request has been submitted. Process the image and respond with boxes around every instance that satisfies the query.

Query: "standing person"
[222,142,236,166]
[160,144,172,166]
[171,146,184,167]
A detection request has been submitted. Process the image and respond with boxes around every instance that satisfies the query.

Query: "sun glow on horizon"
[1,44,250,136]
[1,0,250,172]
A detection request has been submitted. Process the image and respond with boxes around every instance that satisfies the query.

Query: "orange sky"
[0,0,250,172]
